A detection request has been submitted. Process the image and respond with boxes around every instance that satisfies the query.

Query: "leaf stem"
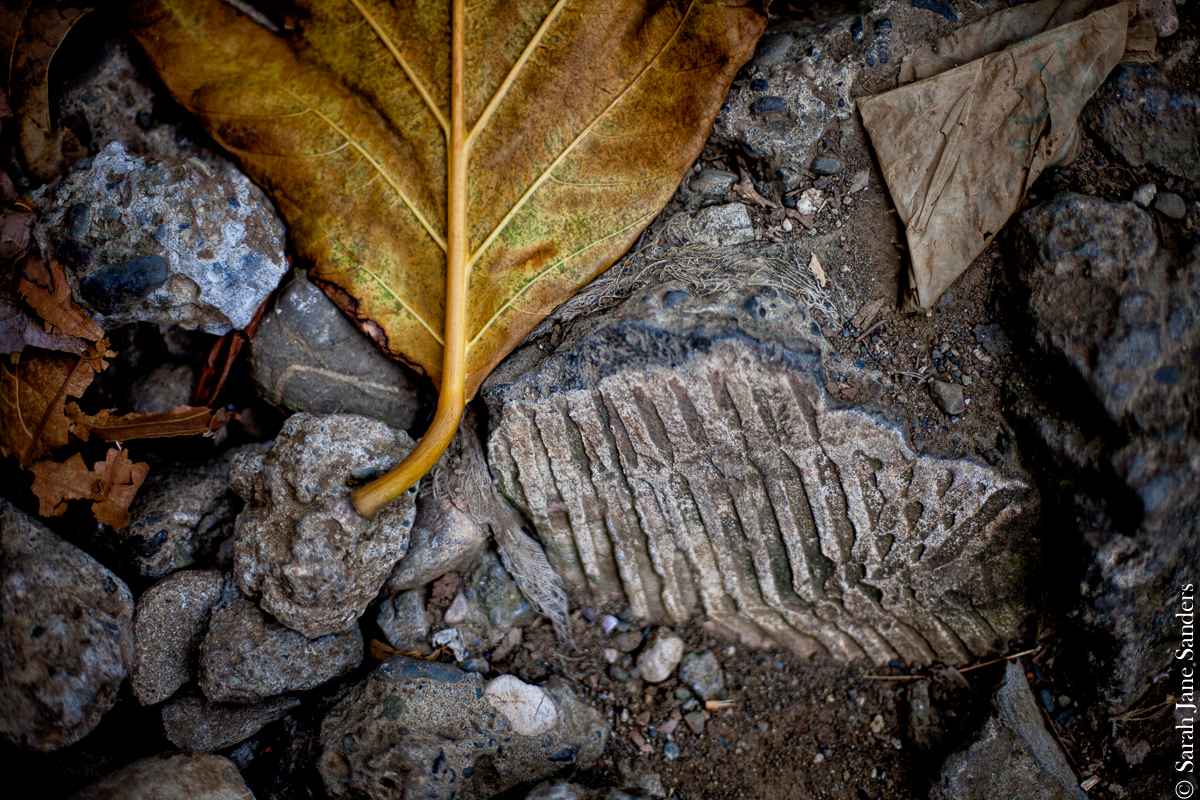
[353,0,469,519]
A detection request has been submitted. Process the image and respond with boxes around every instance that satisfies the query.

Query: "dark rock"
[931,662,1085,799]
[850,17,865,42]
[911,0,959,22]
[161,693,299,752]
[198,587,362,704]
[120,445,265,579]
[752,34,793,67]
[750,78,770,91]
[376,588,430,654]
[0,501,133,751]
[750,96,788,115]
[130,569,225,706]
[67,753,254,799]
[35,143,288,334]
[250,272,422,430]
[127,363,196,415]
[811,156,841,176]
[687,169,738,197]
[1082,63,1200,184]
[1013,193,1199,429]
[232,414,417,638]
[317,657,608,800]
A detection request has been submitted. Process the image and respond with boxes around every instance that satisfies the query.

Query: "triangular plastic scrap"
[860,2,1136,311]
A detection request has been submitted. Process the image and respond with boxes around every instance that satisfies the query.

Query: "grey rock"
[375,589,430,654]
[121,445,265,580]
[1013,193,1199,429]
[1132,183,1156,208]
[318,657,608,800]
[131,569,225,706]
[929,380,965,416]
[1154,191,1186,220]
[636,628,684,684]
[811,156,841,176]
[199,588,362,703]
[752,33,794,67]
[1139,0,1178,37]
[129,363,196,415]
[931,662,1085,800]
[0,500,134,751]
[526,782,592,800]
[34,142,287,335]
[683,710,705,734]
[232,413,417,638]
[431,627,469,661]
[251,272,422,430]
[613,630,644,653]
[689,203,755,247]
[67,753,254,800]
[382,491,488,594]
[679,651,724,700]
[1083,63,1200,184]
[162,694,299,752]
[483,278,1038,665]
[434,550,537,650]
[688,169,738,197]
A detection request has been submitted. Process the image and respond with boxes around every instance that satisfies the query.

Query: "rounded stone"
[635,628,685,683]
[485,674,558,736]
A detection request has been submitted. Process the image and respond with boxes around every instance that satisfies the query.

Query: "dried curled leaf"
[129,0,767,512]
[74,404,237,442]
[29,446,149,527]
[0,1,91,181]
[17,259,105,341]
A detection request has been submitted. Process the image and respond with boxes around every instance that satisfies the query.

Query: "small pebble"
[1132,183,1157,207]
[751,96,788,115]
[460,658,489,674]
[750,78,770,91]
[675,687,692,701]
[1153,191,1186,220]
[812,157,841,176]
[663,741,681,760]
[580,607,597,623]
[609,664,631,682]
[601,614,620,634]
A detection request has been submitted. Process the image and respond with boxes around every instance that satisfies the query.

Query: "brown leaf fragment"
[28,447,149,527]
[28,451,96,516]
[17,259,105,341]
[90,447,149,528]
[0,291,87,355]
[0,346,101,465]
[1,1,92,181]
[0,210,33,263]
[808,252,827,288]
[80,405,236,442]
[733,165,779,209]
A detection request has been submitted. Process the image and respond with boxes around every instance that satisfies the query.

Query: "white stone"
[689,203,755,247]
[484,675,558,736]
[1132,183,1156,208]
[635,628,685,683]
[795,188,824,216]
[444,593,469,624]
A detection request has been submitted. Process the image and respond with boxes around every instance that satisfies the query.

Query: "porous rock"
[251,272,422,430]
[67,752,254,800]
[34,142,287,334]
[120,444,266,580]
[131,569,225,706]
[162,693,300,752]
[931,662,1085,800]
[0,500,134,751]
[1082,63,1200,184]
[484,279,1038,665]
[232,413,417,638]
[1012,193,1198,430]
[635,628,684,684]
[199,587,362,704]
[318,657,608,800]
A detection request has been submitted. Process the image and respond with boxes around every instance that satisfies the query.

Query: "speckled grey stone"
[0,500,134,751]
[162,693,299,752]
[318,657,608,800]
[679,651,724,700]
[232,413,417,638]
[433,550,537,653]
[199,587,361,704]
[382,490,488,595]
[375,589,431,654]
[251,272,423,430]
[120,444,266,580]
[689,203,754,247]
[131,569,225,706]
[34,142,287,334]
[67,753,254,800]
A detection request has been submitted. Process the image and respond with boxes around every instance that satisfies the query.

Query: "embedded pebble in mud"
[231,414,417,638]
[34,142,287,334]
